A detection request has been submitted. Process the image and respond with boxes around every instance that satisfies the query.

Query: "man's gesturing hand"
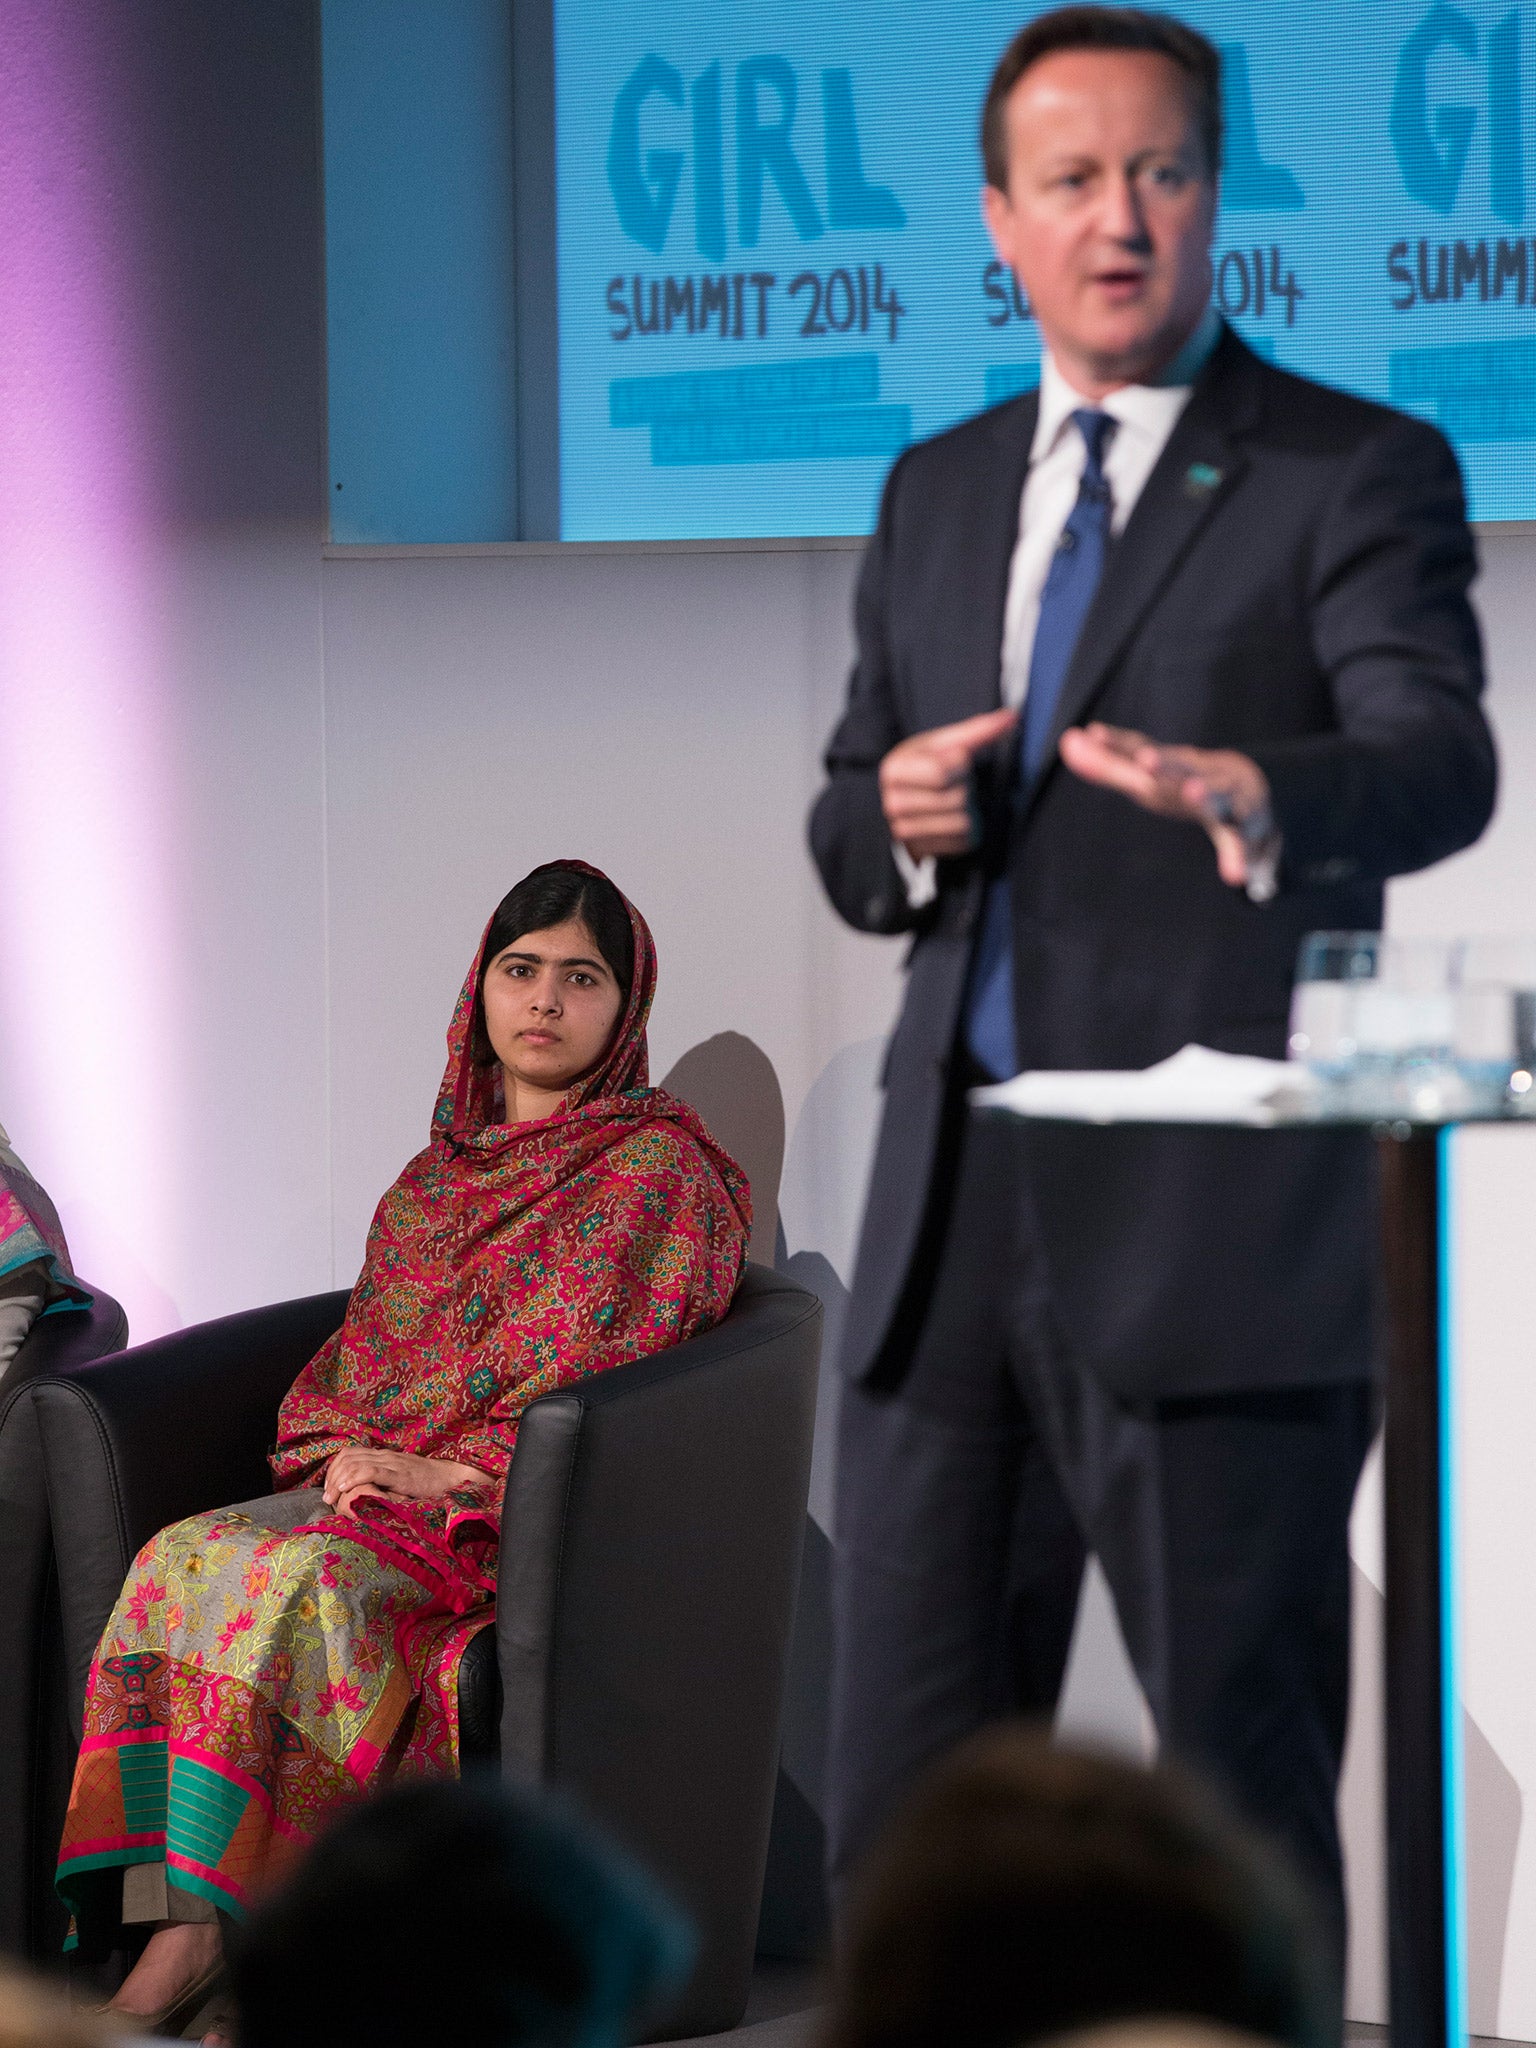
[1058,722,1276,890]
[879,707,1019,861]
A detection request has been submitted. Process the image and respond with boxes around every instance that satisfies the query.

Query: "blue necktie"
[964,408,1115,1080]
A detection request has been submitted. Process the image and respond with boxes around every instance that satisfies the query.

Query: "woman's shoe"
[105,1960,227,2038]
[192,1989,239,2046]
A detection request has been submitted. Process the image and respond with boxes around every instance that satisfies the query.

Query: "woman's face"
[480,916,625,1106]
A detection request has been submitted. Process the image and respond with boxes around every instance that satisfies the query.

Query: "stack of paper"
[970,1043,1318,1126]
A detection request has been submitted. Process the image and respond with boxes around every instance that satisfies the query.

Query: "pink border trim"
[59,1831,161,1858]
[77,1727,167,1755]
[164,1851,249,1904]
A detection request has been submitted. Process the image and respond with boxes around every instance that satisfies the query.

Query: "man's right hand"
[879,707,1019,861]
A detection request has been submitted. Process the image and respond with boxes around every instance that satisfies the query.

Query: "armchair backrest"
[496,1262,823,2038]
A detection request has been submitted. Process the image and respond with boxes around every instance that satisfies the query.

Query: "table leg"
[1378,1126,1465,2048]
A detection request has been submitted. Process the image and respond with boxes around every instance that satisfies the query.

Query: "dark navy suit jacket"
[809,324,1496,1400]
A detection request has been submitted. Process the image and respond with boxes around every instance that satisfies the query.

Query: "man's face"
[982,48,1217,394]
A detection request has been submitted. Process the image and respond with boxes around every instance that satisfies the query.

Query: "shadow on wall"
[1341,1558,1387,2024]
[1466,1660,1525,2035]
[661,1033,785,1267]
[1341,1561,1523,2033]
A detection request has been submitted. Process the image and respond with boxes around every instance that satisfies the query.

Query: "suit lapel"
[1030,328,1264,792]
[946,392,1039,722]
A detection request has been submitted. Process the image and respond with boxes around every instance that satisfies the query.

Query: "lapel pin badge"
[1183,461,1224,500]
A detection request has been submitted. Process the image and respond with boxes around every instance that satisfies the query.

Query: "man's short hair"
[820,1729,1330,2048]
[981,6,1223,191]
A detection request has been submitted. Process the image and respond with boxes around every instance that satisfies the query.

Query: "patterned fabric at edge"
[57,863,751,1950]
[0,1118,91,1309]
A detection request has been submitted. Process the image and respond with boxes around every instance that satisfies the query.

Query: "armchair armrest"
[32,1289,350,1735]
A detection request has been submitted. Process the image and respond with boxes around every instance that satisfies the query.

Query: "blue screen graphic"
[555,0,1536,537]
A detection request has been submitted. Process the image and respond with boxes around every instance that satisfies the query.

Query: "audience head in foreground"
[230,1775,694,2048]
[823,1729,1331,2048]
[1041,2022,1286,2048]
[0,1964,113,2048]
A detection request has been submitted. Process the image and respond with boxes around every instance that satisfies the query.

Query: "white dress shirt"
[999,308,1220,710]
[895,308,1283,907]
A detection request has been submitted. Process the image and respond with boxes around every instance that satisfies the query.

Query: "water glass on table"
[1288,932,1536,1118]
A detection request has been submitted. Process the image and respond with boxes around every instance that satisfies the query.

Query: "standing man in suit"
[809,4,1496,1970]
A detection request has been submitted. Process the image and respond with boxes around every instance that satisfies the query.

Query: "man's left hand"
[1058,722,1275,890]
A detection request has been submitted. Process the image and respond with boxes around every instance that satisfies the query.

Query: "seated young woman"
[56,861,750,2033]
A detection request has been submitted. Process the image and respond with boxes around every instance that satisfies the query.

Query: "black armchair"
[0,1288,129,1963]
[29,1267,821,2034]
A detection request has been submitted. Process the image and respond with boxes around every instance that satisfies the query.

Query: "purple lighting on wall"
[0,4,188,1336]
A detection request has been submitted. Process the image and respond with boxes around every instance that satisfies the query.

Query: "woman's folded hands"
[321,1445,492,1520]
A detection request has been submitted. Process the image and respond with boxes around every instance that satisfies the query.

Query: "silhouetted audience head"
[228,1775,694,2048]
[823,1729,1331,2048]
[0,1962,112,2048]
[1042,2022,1283,2048]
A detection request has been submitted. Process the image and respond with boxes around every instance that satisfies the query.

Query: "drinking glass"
[1289,932,1536,1116]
